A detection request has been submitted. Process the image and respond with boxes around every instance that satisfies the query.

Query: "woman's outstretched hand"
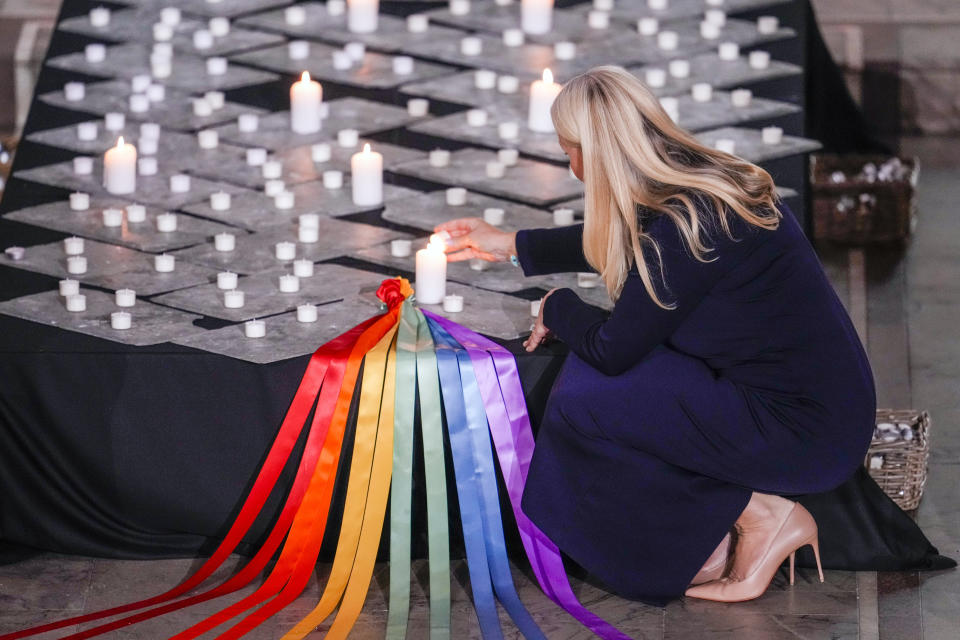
[523,288,558,352]
[434,218,518,263]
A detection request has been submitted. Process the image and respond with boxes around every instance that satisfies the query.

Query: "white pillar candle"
[64,237,85,255]
[442,294,464,313]
[521,0,553,35]
[197,129,218,149]
[328,0,346,15]
[446,187,467,206]
[657,30,678,50]
[530,299,541,317]
[498,148,519,166]
[154,253,175,272]
[214,232,236,252]
[209,17,230,37]
[293,259,315,277]
[104,112,125,131]
[64,82,85,102]
[554,41,576,60]
[129,94,150,113]
[351,143,383,206]
[529,68,561,128]
[274,191,296,210]
[193,98,213,117]
[275,242,296,260]
[700,21,720,40]
[485,161,505,179]
[577,272,600,288]
[718,41,739,60]
[498,121,519,140]
[278,274,301,293]
[391,239,412,257]
[460,36,482,56]
[110,311,132,330]
[217,271,238,290]
[429,149,451,167]
[338,129,359,147]
[288,40,310,60]
[153,23,173,42]
[347,0,379,33]
[77,122,98,141]
[299,225,319,243]
[415,233,447,304]
[669,59,690,78]
[90,7,110,27]
[466,109,488,127]
[407,98,429,117]
[224,289,245,308]
[588,10,609,30]
[730,88,752,107]
[138,157,158,176]
[392,56,414,75]
[102,207,124,227]
[749,50,771,70]
[483,207,505,225]
[115,288,136,307]
[126,203,146,223]
[244,319,266,338]
[645,68,666,88]
[407,14,428,32]
[638,17,658,36]
[210,191,231,211]
[503,28,525,47]
[206,57,228,75]
[247,148,268,166]
[714,138,736,154]
[762,126,784,145]
[70,192,90,211]
[67,255,88,274]
[475,69,497,89]
[323,170,344,189]
[291,71,323,134]
[85,43,106,63]
[237,113,259,133]
[193,29,214,50]
[66,294,87,312]
[103,137,137,195]
[297,304,318,323]
[285,6,306,25]
[757,16,779,35]
[497,75,520,94]
[59,279,80,296]
[73,156,94,175]
[169,174,191,193]
[553,207,575,226]
[156,212,178,232]
[691,82,713,102]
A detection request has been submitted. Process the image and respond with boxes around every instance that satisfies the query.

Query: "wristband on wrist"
[509,254,520,267]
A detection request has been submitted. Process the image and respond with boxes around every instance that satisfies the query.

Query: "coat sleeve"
[514,224,592,275]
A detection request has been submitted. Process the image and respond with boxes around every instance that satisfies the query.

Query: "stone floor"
[1,137,957,638]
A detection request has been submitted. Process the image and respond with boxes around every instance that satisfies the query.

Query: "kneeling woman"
[437,66,875,605]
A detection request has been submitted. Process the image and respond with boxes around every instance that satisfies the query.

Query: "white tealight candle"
[59,279,80,296]
[103,137,137,195]
[291,71,323,134]
[701,21,720,40]
[197,129,219,149]
[90,7,110,27]
[429,149,451,167]
[714,138,736,154]
[475,69,497,89]
[521,0,553,35]
[152,42,173,60]
[553,207,574,226]
[485,161,505,179]
[705,9,726,27]
[530,299,541,317]
[64,82,85,102]
[263,180,285,197]
[332,50,353,70]
[204,91,224,110]
[285,6,307,25]
[104,112,125,132]
[67,255,88,274]
[140,122,161,140]
[345,42,366,61]
[415,233,447,304]
[658,30,678,50]
[126,203,146,223]
[115,288,136,307]
[206,57,228,76]
[289,40,310,60]
[470,258,487,272]
[638,17,659,36]
[757,16,779,35]
[338,129,359,147]
[392,56,414,75]
[138,157,158,176]
[129,94,150,113]
[77,122,98,141]
[151,58,172,79]
[156,212,178,232]
[66,294,87,312]
[64,237,85,255]
[262,159,283,180]
[297,304,318,323]
[498,148,519,166]
[300,213,320,229]
[577,272,600,288]
[214,232,236,252]
[442,294,464,313]
[110,311,132,330]
[407,98,429,117]
[347,0,379,33]
[132,74,151,93]
[275,241,296,261]
[323,170,344,189]
[351,143,383,206]
[467,109,488,127]
[154,253,175,272]
[139,136,159,156]
[588,10,609,30]
[247,148,268,166]
[293,259,314,277]
[407,14,428,32]
[73,156,94,175]
[483,207,505,225]
[648,0,667,9]
[169,174,191,193]
[554,41,576,60]
[497,75,520,94]
[102,207,124,227]
[691,82,713,102]
[594,0,613,8]
[498,121,519,140]
[70,192,90,211]
[669,59,690,78]
[217,271,238,290]
[210,191,231,211]
[730,88,752,107]
[450,0,471,14]
[244,319,266,338]
[645,68,666,88]
[85,43,106,63]
[503,28,525,47]
[274,191,296,210]
[193,98,213,117]
[161,7,181,26]
[660,96,679,122]
[278,274,301,293]
[193,29,214,50]
[237,113,259,133]
[391,239,412,257]
[209,17,230,37]
[153,23,173,42]
[446,187,467,206]
[224,289,245,308]
[718,41,740,61]
[749,50,771,70]
[460,36,482,57]
[762,126,784,145]
[328,0,346,15]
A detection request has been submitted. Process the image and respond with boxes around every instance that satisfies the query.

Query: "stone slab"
[400,69,528,109]
[630,52,802,98]
[673,91,801,132]
[595,0,791,23]
[381,189,554,234]
[694,126,822,163]
[412,281,534,341]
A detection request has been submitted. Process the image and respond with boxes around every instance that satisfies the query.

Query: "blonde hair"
[550,65,781,307]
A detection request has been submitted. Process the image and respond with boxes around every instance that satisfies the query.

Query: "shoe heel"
[810,536,824,583]
[789,551,795,586]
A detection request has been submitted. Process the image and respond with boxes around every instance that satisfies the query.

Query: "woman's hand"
[434,218,517,263]
[523,288,559,352]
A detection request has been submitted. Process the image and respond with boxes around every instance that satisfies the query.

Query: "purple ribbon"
[423,311,631,640]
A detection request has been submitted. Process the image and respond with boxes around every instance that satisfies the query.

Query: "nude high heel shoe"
[684,502,824,603]
[690,532,732,586]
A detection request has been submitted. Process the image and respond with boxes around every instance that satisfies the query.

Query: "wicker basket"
[810,154,920,245]
[864,409,930,511]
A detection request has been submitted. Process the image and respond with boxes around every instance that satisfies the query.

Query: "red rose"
[377,277,412,309]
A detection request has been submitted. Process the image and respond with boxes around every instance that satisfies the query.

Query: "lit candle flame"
[428,233,446,250]
[117,137,125,147]
[543,68,553,84]
[363,143,371,154]
[301,71,311,83]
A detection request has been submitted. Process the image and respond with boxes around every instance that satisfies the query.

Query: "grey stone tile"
[0,553,94,612]
[0,610,81,639]
[665,610,858,640]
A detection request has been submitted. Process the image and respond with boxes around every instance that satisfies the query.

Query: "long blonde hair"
[550,65,781,307]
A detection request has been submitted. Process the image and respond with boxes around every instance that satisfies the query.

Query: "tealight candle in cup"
[110,311,132,330]
[261,159,283,179]
[264,179,286,197]
[498,148,519,166]
[197,129,219,150]
[77,122,98,141]
[297,303,318,323]
[757,16,779,35]
[700,21,720,40]
[498,121,519,140]
[645,68,666,88]
[90,6,110,27]
[85,43,106,63]
[442,294,464,313]
[407,98,429,117]
[138,136,159,155]
[293,259,314,277]
[638,17,659,36]
[278,274,300,293]
[429,149,451,167]
[244,319,265,338]
[140,122,161,140]
[5,247,25,263]
[126,203,146,223]
[285,5,306,25]
[466,109,488,127]
[237,113,259,133]
[450,0,471,15]
[718,41,739,61]
[300,213,320,229]
[138,157,158,176]
[156,212,178,232]
[214,232,236,252]
[204,91,224,110]
[657,31,678,51]
[530,299,541,317]
[691,82,713,102]
[131,74,151,92]
[497,75,519,94]
[161,7,181,26]
[209,16,230,37]
[129,94,150,113]
[407,14,428,32]
[327,0,346,15]
[70,192,90,211]
[288,40,310,60]
[475,69,497,89]
[154,253,175,272]
[730,88,752,107]
[446,187,467,206]
[151,58,172,79]
[554,41,576,60]
[299,226,320,246]
[275,241,296,261]
[73,156,94,175]
[553,207,575,226]
[115,288,136,307]
[64,236,85,255]
[64,82,85,102]
[460,36,482,57]
[714,138,736,154]
[153,23,173,42]
[337,129,359,148]
[224,289,244,308]
[332,50,352,70]
[217,271,238,290]
[153,43,174,61]
[274,191,295,210]
[749,50,771,70]
[761,126,783,145]
[193,29,214,50]
[102,207,124,228]
[67,255,88,274]
[209,191,231,211]
[648,0,667,9]
[669,59,690,79]
[483,207,505,225]
[323,170,344,189]
[503,28,525,47]
[391,239,412,258]
[469,258,487,272]
[59,279,80,296]
[104,112,125,132]
[588,10,609,29]
[66,294,87,312]
[193,98,213,117]
[206,57,228,76]
[661,96,679,121]
[485,161,505,179]
[169,174,191,193]
[594,0,613,8]
[392,56,414,75]
[345,42,366,61]
[577,272,600,288]
[247,147,268,166]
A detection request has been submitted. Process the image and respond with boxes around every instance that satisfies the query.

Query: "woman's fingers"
[435,217,480,237]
